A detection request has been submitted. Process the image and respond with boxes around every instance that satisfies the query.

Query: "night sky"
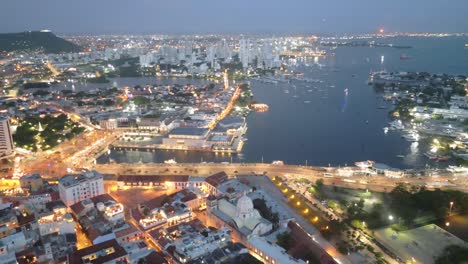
[2,0,468,34]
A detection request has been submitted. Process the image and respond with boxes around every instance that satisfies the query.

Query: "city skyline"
[2,0,468,34]
[1,2,468,263]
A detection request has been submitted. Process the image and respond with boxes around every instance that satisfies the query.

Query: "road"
[293,184,397,263]
[247,176,353,264]
[91,163,468,193]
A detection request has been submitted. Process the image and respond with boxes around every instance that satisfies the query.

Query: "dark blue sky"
[2,0,468,34]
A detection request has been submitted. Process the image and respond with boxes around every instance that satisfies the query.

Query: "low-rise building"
[247,236,305,264]
[148,219,232,263]
[70,194,126,245]
[69,239,128,264]
[209,192,272,239]
[134,199,192,230]
[19,174,44,193]
[162,127,211,149]
[99,118,118,130]
[117,175,190,190]
[37,205,75,236]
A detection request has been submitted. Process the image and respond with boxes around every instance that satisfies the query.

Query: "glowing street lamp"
[388,215,394,221]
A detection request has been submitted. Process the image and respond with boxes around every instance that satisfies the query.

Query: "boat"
[164,159,177,164]
[400,55,411,60]
[389,120,404,130]
[272,160,285,165]
[304,101,311,104]
[383,127,389,134]
[378,105,387,109]
[436,156,450,162]
[465,44,468,48]
[355,160,375,168]
[307,89,313,92]
[447,166,468,173]
[424,152,438,160]
[402,132,419,142]
[396,155,405,159]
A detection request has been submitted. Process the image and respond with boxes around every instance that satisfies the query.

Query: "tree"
[276,232,295,251]
[435,245,468,264]
[315,179,324,189]
[351,220,364,229]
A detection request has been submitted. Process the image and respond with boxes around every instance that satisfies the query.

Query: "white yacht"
[164,158,177,164]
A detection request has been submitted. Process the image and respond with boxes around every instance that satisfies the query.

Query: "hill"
[0,31,81,53]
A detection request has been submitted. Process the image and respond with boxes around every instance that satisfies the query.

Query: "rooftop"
[169,127,209,136]
[20,173,42,180]
[248,236,305,264]
[205,171,228,187]
[69,239,127,264]
[59,171,102,187]
[117,174,189,183]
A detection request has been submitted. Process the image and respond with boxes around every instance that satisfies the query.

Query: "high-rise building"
[58,171,104,207]
[239,38,251,69]
[224,69,229,90]
[0,117,14,157]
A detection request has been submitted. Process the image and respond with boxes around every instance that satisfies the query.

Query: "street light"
[388,215,394,221]
[449,201,454,215]
[445,222,450,227]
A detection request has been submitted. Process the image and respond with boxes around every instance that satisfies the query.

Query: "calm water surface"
[97,37,468,168]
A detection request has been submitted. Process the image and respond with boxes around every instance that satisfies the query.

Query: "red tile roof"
[205,171,228,187]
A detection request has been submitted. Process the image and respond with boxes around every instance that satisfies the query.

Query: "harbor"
[99,36,468,169]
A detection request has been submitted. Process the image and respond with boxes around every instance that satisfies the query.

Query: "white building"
[210,192,272,238]
[449,95,468,109]
[0,117,14,157]
[99,118,118,130]
[38,206,75,236]
[98,200,125,222]
[138,201,192,230]
[0,230,26,253]
[58,171,104,207]
[248,236,305,264]
[0,242,16,264]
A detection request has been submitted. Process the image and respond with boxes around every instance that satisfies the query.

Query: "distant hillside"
[0,31,81,53]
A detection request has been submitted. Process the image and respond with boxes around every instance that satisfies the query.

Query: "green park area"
[281,176,468,263]
[272,176,339,238]
[13,113,85,151]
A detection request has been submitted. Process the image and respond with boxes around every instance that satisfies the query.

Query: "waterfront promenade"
[92,162,468,193]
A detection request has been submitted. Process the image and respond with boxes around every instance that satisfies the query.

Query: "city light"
[2,8,467,264]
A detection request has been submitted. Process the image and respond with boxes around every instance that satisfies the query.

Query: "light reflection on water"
[98,37,468,169]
